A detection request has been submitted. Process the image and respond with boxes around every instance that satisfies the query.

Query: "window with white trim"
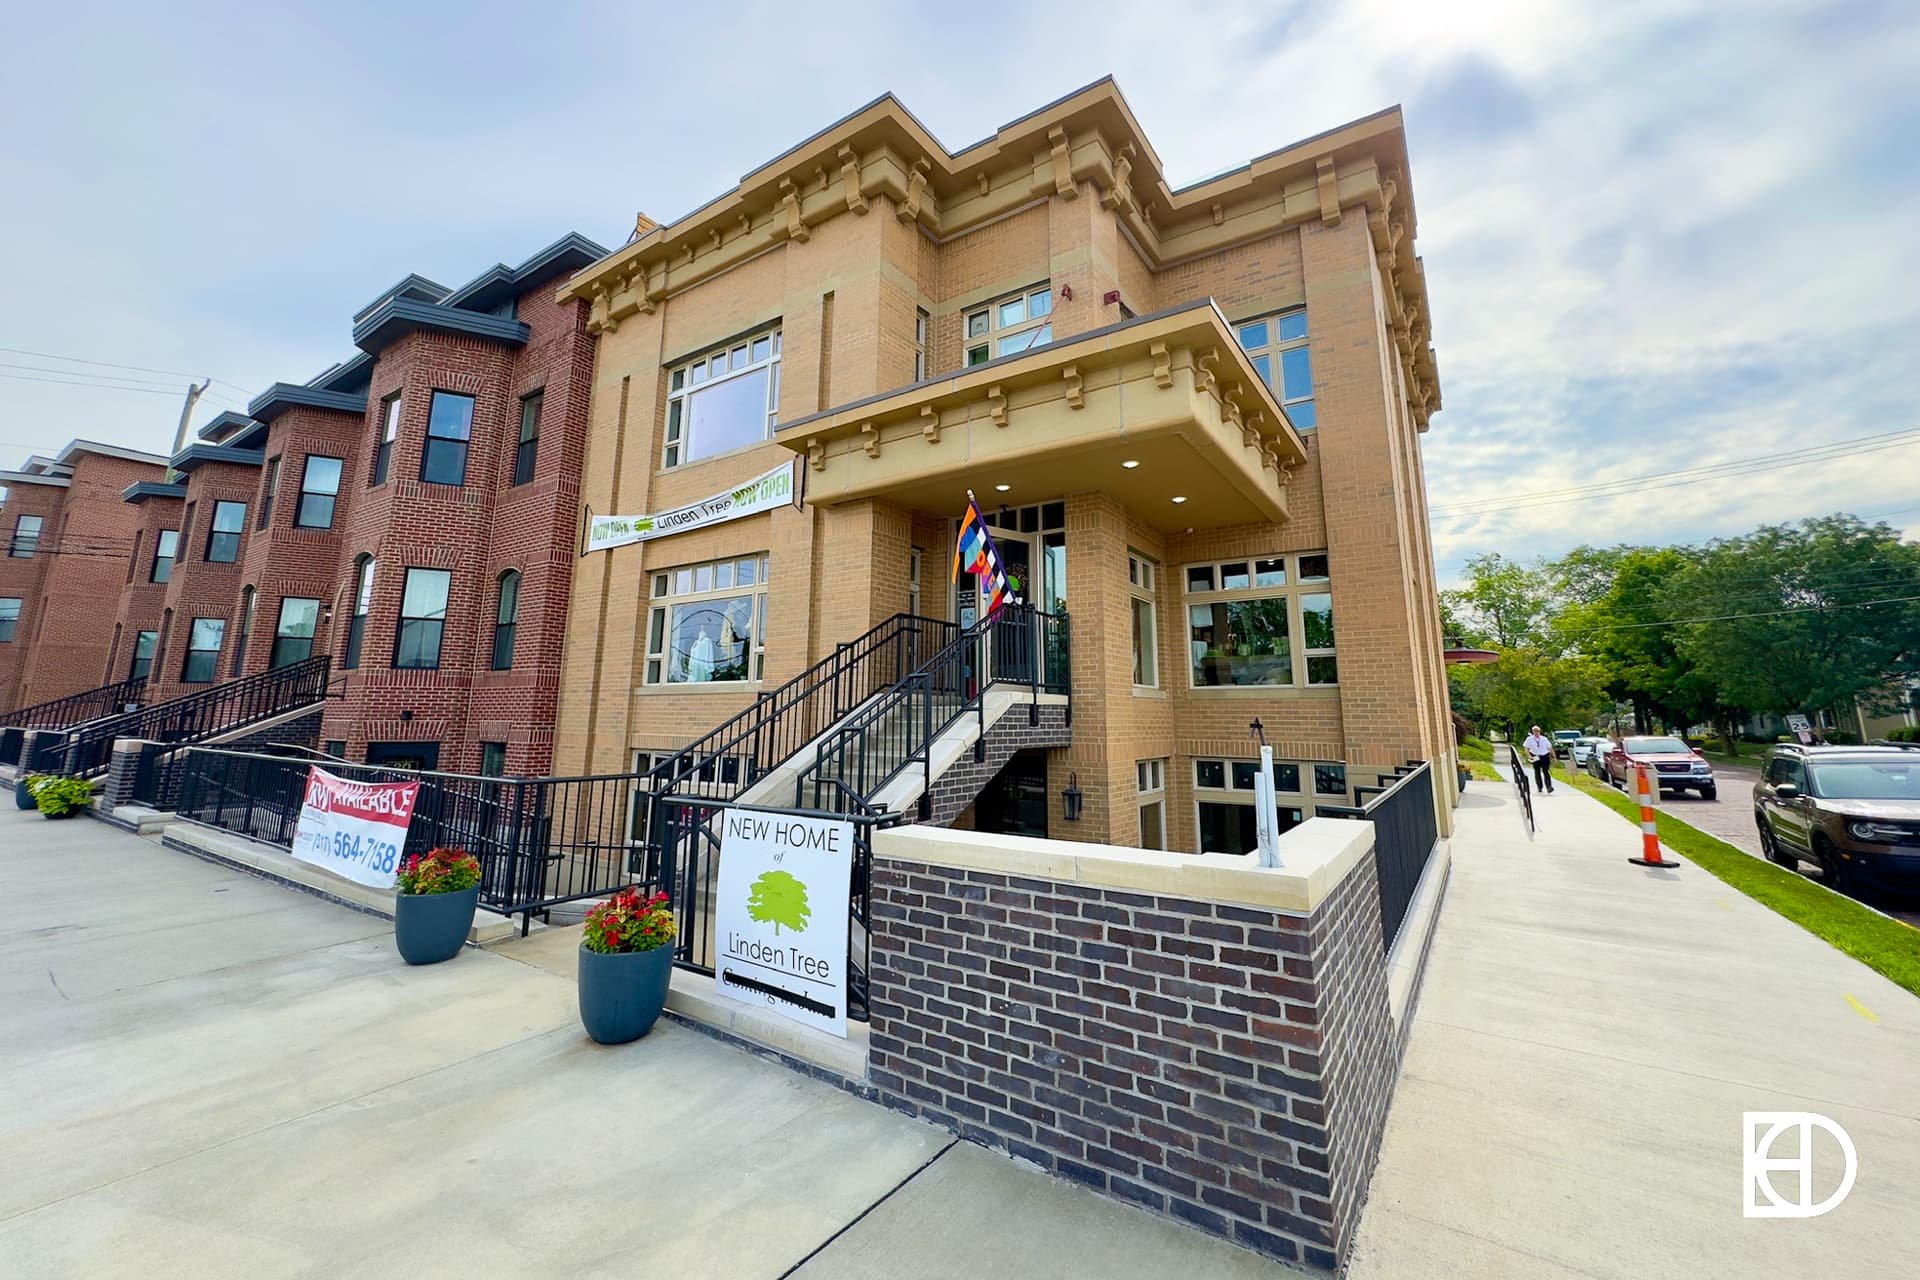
[1192,756,1314,854]
[1184,552,1336,688]
[1235,307,1315,430]
[1136,758,1166,850]
[1129,550,1159,688]
[908,547,923,617]
[664,326,781,467]
[913,308,929,380]
[964,284,1052,366]
[646,554,769,685]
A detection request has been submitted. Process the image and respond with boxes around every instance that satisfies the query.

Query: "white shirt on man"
[1522,731,1554,761]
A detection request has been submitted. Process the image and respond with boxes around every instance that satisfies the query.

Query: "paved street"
[0,804,1289,1280]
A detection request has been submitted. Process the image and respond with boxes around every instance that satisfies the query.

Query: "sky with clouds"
[4,0,1915,583]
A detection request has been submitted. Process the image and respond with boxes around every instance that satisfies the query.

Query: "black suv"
[1753,743,1920,891]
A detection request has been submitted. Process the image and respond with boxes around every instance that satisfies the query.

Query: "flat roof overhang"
[776,301,1308,532]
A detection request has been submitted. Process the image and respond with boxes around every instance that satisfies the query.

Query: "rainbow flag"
[952,494,1014,616]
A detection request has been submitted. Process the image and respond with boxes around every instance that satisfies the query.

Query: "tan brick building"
[553,79,1454,846]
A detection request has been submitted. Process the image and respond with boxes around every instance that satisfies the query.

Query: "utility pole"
[166,379,209,483]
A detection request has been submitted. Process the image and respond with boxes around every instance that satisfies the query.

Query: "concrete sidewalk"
[1348,776,1920,1278]
[0,805,1289,1279]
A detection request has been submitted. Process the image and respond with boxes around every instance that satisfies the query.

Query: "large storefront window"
[646,554,769,684]
[1192,755,1316,854]
[664,327,781,468]
[1185,552,1336,687]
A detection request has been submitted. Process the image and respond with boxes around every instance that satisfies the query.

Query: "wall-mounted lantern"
[1062,771,1084,822]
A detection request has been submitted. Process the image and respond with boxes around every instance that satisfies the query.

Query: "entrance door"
[367,741,439,772]
[974,749,1050,838]
[958,530,1038,685]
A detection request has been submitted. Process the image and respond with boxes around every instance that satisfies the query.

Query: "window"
[232,587,254,676]
[1236,308,1315,430]
[1314,763,1348,798]
[908,547,923,617]
[295,455,343,528]
[646,554,770,684]
[372,394,401,485]
[181,617,225,684]
[0,597,19,643]
[1129,551,1159,688]
[1137,759,1166,850]
[344,555,375,670]
[1184,552,1336,687]
[1193,756,1310,854]
[513,391,541,485]
[324,740,346,759]
[480,741,508,777]
[11,514,43,558]
[129,629,158,679]
[270,597,319,668]
[126,531,143,583]
[258,456,279,528]
[394,568,451,669]
[491,570,519,670]
[664,326,781,467]
[964,284,1052,365]
[151,529,179,583]
[205,501,246,562]
[913,308,929,380]
[421,391,475,485]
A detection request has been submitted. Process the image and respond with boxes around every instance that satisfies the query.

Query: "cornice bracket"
[860,421,881,459]
[920,404,941,444]
[807,437,826,471]
[1062,365,1084,410]
[839,145,868,215]
[987,384,1008,428]
[1315,156,1341,227]
[1149,342,1173,389]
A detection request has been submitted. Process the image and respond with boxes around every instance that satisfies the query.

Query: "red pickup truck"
[1603,735,1718,801]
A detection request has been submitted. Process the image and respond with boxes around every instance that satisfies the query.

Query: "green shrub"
[33,776,95,817]
[1888,725,1919,743]
[1826,730,1861,745]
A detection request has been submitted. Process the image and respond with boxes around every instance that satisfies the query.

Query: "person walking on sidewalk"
[1522,724,1557,794]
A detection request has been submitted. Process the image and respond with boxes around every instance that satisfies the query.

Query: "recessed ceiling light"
[994,483,1011,492]
[1171,495,1187,504]
[1121,459,1140,469]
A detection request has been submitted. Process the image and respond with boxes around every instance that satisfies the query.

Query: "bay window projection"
[1184,552,1336,688]
[646,555,769,684]
[1192,756,1313,855]
[664,327,781,467]
[965,284,1052,366]
[1235,308,1315,430]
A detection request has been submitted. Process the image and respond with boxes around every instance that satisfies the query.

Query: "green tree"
[1454,648,1606,737]
[1664,515,1920,718]
[747,869,812,934]
[1442,553,1554,651]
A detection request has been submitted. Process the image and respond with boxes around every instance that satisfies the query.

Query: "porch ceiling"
[776,302,1309,533]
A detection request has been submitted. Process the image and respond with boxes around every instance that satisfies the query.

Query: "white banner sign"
[713,807,854,1037]
[290,767,422,890]
[586,460,795,553]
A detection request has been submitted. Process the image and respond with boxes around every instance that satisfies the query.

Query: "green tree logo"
[747,869,812,934]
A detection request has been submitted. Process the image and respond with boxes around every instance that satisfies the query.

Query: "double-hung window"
[295,456,343,529]
[513,391,541,486]
[965,285,1052,366]
[232,587,254,675]
[1184,552,1337,688]
[205,501,246,562]
[270,597,320,668]
[646,554,769,684]
[664,327,781,467]
[10,514,43,558]
[257,456,279,528]
[129,629,157,678]
[422,392,474,485]
[1129,551,1159,688]
[344,556,375,670]
[1236,308,1315,430]
[151,530,179,583]
[1137,759,1167,850]
[394,568,451,669]
[181,618,225,684]
[0,597,20,643]
[1193,756,1311,854]
[491,570,519,670]
[372,394,401,485]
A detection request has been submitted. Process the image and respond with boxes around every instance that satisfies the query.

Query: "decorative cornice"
[351,297,531,356]
[168,444,265,474]
[123,481,188,503]
[245,383,369,424]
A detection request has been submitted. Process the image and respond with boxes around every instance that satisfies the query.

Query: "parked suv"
[1753,744,1920,891]
[1551,729,1583,759]
[1602,734,1718,799]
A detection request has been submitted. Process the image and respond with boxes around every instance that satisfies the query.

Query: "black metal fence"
[1321,760,1440,952]
[52,657,331,778]
[173,747,646,929]
[648,793,893,1022]
[0,675,147,736]
[1507,743,1535,834]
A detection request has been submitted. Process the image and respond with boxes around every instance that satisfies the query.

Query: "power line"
[0,372,188,397]
[1568,592,1920,636]
[0,345,253,398]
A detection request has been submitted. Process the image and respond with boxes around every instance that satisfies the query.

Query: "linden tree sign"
[712,807,854,1037]
[585,460,795,553]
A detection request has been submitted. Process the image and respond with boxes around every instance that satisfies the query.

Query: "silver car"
[1569,736,1608,768]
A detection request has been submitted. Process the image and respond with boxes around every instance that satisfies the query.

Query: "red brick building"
[0,441,171,712]
[107,478,187,687]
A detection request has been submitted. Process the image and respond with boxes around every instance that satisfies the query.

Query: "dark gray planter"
[15,783,38,810]
[578,943,674,1044]
[393,886,479,965]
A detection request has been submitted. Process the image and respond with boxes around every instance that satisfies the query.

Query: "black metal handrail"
[641,613,957,805]
[1507,743,1535,835]
[1,675,147,731]
[49,656,332,778]
[796,604,1069,817]
[1322,760,1439,952]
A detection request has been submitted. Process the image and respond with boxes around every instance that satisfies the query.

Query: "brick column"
[101,738,153,808]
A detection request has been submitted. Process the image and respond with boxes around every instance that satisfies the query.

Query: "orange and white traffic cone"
[1628,764,1679,869]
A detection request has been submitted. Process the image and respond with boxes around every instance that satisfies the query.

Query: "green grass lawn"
[1565,770,1920,998]
[1457,737,1503,782]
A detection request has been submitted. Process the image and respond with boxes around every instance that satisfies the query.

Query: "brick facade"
[144,456,261,704]
[865,848,1396,1271]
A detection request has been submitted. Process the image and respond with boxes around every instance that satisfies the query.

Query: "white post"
[1254,744,1282,868]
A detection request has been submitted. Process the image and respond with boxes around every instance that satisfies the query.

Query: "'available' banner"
[291,767,422,889]
[586,460,795,553]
